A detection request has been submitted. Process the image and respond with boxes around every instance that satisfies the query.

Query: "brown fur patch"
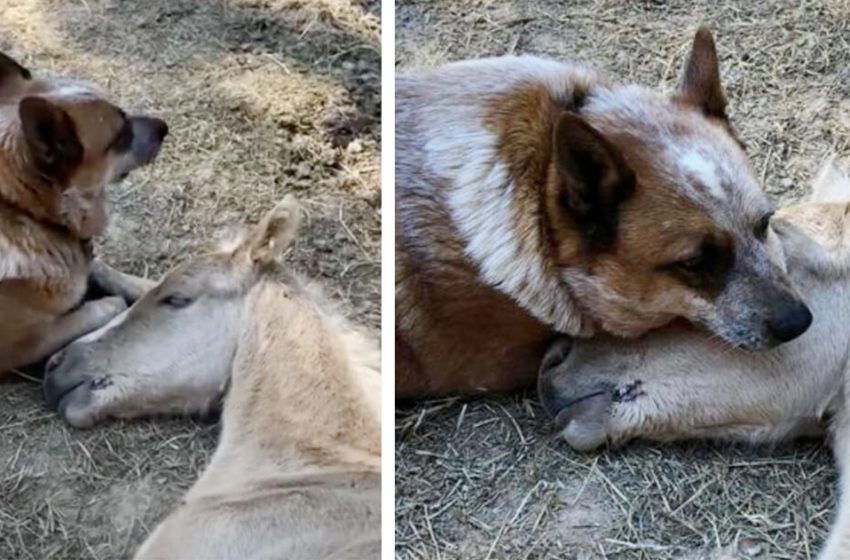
[396,252,551,397]
[483,83,560,195]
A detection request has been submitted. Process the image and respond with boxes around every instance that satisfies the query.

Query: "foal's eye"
[160,295,194,309]
[754,212,774,241]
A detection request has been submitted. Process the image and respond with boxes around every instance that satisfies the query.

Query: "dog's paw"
[82,296,127,326]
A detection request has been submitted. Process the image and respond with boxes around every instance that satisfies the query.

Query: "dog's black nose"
[153,119,169,141]
[767,300,813,343]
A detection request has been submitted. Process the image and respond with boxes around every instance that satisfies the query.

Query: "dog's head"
[546,27,810,350]
[0,51,168,239]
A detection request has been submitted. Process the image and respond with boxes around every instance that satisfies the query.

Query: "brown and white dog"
[0,50,167,375]
[537,160,850,560]
[396,27,812,398]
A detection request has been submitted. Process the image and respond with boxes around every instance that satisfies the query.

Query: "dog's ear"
[0,51,31,85]
[19,96,84,182]
[674,26,727,120]
[0,51,32,100]
[553,112,635,248]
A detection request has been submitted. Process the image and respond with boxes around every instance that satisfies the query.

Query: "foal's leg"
[539,333,834,451]
[817,403,850,559]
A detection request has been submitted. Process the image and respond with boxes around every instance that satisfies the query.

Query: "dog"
[0,50,167,375]
[395,27,812,398]
[538,159,850,559]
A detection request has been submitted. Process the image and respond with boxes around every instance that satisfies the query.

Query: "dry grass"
[395,1,848,558]
[0,0,380,558]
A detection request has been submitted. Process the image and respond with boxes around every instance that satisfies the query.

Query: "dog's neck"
[441,88,605,336]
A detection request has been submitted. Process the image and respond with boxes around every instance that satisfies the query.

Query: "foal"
[44,197,381,559]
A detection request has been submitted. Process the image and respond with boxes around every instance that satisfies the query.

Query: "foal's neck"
[221,280,381,478]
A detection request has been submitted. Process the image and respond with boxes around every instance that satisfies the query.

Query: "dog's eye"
[110,120,134,154]
[676,253,707,274]
[160,294,194,309]
[754,212,774,241]
[661,236,733,292]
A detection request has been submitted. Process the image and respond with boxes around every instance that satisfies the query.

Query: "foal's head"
[44,197,302,427]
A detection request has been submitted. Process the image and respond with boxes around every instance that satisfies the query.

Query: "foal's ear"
[810,158,850,204]
[243,195,301,265]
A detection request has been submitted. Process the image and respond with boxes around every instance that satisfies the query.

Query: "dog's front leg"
[5,296,127,373]
[88,260,157,304]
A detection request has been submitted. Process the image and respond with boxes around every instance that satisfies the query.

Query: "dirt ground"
[0,0,380,558]
[395,1,850,559]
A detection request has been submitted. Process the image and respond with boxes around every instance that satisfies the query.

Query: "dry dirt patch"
[395,1,848,558]
[0,1,380,558]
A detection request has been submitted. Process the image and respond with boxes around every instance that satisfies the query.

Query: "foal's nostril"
[766,300,813,343]
[538,373,565,420]
[538,371,600,427]
[45,350,65,374]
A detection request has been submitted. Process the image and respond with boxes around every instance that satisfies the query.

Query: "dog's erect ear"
[553,113,636,248]
[19,96,84,182]
[241,195,301,265]
[0,51,31,85]
[675,26,727,119]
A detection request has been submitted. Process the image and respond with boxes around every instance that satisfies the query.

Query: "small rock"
[737,537,765,557]
[295,162,312,178]
[346,139,363,154]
